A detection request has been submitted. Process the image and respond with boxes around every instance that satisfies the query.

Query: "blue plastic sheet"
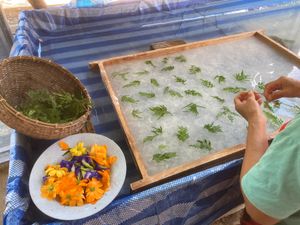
[4,0,300,224]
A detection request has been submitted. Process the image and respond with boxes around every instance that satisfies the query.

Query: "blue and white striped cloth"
[4,1,300,224]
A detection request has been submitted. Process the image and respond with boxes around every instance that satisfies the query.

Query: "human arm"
[264,76,300,101]
[234,91,279,225]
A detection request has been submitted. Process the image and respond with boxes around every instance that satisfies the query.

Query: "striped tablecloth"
[4,1,300,224]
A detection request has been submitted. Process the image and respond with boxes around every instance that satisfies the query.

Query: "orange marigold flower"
[85,178,104,204]
[58,141,69,150]
[56,172,77,194]
[108,156,117,166]
[59,186,85,206]
[41,181,58,200]
[90,144,108,167]
[99,170,110,191]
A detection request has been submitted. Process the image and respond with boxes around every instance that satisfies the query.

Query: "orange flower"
[56,172,77,194]
[41,178,58,200]
[85,178,104,204]
[89,144,109,167]
[59,186,85,206]
[58,141,69,150]
[108,156,117,166]
[99,170,110,191]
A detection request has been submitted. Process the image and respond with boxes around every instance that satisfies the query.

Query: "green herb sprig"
[145,60,156,68]
[175,55,187,62]
[153,152,176,162]
[161,65,174,72]
[112,71,128,80]
[123,80,141,88]
[234,70,249,82]
[204,122,222,133]
[257,82,265,92]
[132,109,142,118]
[189,65,201,74]
[183,103,205,115]
[149,105,172,119]
[216,106,239,122]
[150,78,159,87]
[212,96,225,103]
[164,87,183,97]
[162,57,168,64]
[143,126,163,143]
[176,126,189,142]
[190,139,212,151]
[200,79,214,88]
[263,110,283,127]
[185,89,202,97]
[223,87,247,93]
[135,70,149,76]
[121,95,138,103]
[139,92,155,98]
[214,75,226,84]
[174,76,186,85]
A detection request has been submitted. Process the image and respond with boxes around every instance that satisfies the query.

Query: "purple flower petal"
[60,160,74,171]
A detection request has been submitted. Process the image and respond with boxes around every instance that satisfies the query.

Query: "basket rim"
[0,56,92,128]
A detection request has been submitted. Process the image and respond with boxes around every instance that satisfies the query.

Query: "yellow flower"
[70,142,87,156]
[41,178,58,200]
[45,165,68,178]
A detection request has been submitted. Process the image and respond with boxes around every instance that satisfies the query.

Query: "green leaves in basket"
[190,139,212,151]
[19,89,91,124]
[223,86,247,93]
[175,55,187,62]
[176,126,189,142]
[143,126,163,143]
[189,65,201,74]
[121,95,139,103]
[123,80,141,88]
[204,122,222,133]
[139,92,155,98]
[174,76,186,85]
[149,105,172,119]
[164,87,183,97]
[153,152,176,163]
[150,78,160,87]
[185,89,202,97]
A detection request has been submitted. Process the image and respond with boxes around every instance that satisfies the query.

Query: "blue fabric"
[4,0,300,224]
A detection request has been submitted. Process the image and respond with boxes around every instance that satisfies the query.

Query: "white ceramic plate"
[29,133,126,220]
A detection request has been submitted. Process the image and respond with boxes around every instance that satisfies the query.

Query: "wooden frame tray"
[90,31,300,191]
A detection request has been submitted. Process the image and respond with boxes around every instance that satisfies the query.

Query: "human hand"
[234,91,265,124]
[264,76,300,101]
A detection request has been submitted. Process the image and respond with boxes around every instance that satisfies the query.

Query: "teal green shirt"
[242,114,300,225]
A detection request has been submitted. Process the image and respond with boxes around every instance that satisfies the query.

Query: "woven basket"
[0,56,92,140]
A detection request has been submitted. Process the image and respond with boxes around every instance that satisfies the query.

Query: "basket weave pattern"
[0,56,91,140]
